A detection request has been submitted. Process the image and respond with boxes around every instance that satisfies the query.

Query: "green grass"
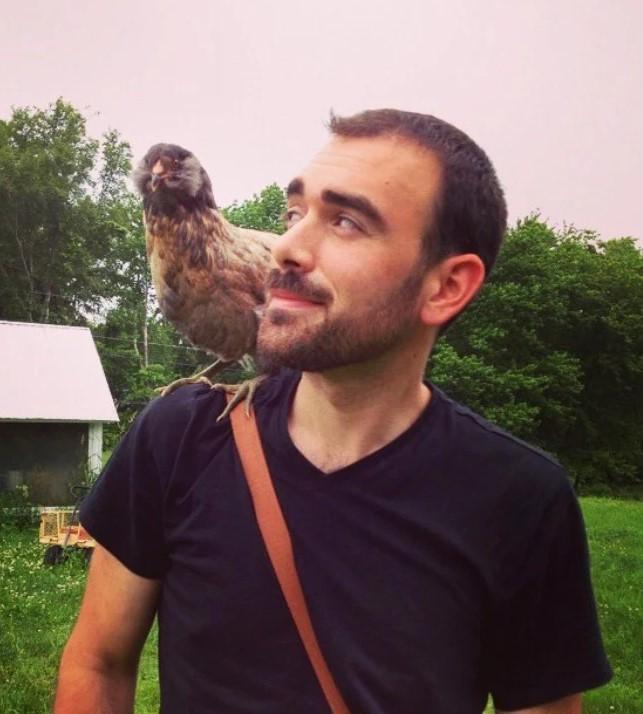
[582,498,643,713]
[0,498,640,713]
[0,529,159,713]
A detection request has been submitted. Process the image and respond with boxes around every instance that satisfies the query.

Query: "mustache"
[266,269,332,304]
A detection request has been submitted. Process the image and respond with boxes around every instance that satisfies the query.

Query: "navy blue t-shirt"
[81,371,611,713]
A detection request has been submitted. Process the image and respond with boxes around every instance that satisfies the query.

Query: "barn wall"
[0,422,87,504]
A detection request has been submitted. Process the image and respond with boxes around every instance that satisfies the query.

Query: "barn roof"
[0,321,118,422]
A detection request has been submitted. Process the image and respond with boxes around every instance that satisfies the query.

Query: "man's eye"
[284,210,302,227]
[335,215,360,232]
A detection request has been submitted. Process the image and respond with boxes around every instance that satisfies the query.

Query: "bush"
[0,485,39,529]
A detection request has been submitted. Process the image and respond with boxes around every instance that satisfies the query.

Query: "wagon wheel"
[43,545,66,566]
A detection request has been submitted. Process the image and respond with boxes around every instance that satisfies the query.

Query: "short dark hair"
[329,109,507,278]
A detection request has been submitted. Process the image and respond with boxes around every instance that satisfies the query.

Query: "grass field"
[0,498,641,713]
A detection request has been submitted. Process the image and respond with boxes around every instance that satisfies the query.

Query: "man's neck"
[288,349,431,474]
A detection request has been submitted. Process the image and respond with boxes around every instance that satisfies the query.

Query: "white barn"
[0,320,118,505]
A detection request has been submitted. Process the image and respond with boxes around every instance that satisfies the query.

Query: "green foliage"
[222,183,286,233]
[2,99,641,493]
[97,128,134,206]
[0,485,38,529]
[430,217,643,490]
[0,99,218,438]
[0,526,159,712]
[0,99,132,324]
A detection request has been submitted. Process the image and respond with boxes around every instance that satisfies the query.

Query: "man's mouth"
[268,288,325,310]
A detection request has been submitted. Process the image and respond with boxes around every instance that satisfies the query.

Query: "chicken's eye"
[172,159,181,168]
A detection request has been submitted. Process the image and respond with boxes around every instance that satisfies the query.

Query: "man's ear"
[419,254,485,328]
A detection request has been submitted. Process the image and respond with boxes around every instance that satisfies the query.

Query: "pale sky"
[2,0,642,241]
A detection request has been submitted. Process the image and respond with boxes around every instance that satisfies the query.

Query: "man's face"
[256,134,443,373]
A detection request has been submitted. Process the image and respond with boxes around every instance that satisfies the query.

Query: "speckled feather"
[134,143,275,363]
[146,208,272,360]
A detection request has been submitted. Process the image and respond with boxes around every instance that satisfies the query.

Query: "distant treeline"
[1,99,641,493]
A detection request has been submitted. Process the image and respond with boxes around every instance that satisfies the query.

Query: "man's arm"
[54,543,161,714]
[498,693,582,713]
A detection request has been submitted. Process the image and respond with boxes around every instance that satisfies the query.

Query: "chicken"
[132,143,276,414]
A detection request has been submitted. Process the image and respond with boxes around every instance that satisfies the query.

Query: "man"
[55,109,611,713]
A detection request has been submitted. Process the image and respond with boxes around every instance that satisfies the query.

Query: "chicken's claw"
[156,358,234,397]
[213,376,266,422]
[155,375,213,397]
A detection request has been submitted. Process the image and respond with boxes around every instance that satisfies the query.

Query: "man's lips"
[268,288,324,309]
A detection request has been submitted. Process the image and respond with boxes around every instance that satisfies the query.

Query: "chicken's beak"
[151,160,164,191]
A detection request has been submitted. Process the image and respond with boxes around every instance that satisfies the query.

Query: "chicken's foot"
[156,359,234,397]
[213,376,267,422]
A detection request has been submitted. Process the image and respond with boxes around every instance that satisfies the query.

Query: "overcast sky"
[2,0,642,241]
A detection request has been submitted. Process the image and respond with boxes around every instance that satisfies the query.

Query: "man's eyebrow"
[286,178,387,231]
[286,177,304,197]
[321,189,387,231]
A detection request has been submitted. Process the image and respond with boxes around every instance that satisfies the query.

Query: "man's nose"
[271,217,317,272]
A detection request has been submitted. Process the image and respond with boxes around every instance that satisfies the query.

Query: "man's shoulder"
[432,386,570,499]
[138,382,226,433]
[138,370,296,436]
[437,387,560,465]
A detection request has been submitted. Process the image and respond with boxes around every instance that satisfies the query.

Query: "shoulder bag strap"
[227,397,351,714]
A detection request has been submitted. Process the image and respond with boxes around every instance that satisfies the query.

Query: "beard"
[256,264,425,374]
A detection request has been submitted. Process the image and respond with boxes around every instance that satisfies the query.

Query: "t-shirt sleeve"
[487,472,612,710]
[80,395,178,579]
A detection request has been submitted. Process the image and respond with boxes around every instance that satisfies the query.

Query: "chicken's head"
[133,143,216,214]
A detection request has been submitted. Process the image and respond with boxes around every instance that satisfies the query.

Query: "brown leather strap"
[227,398,351,714]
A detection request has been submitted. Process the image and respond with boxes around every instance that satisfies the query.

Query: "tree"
[4,100,639,492]
[0,99,191,438]
[222,183,286,233]
[0,99,139,326]
[430,217,643,490]
[0,99,100,323]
